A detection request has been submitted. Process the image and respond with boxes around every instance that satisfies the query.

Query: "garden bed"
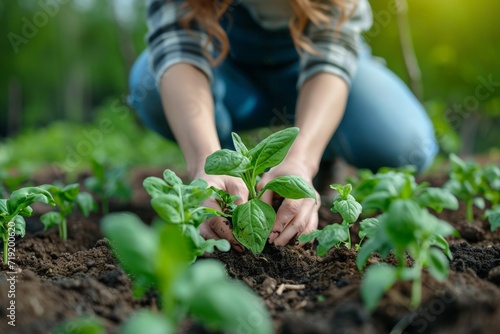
[1,167,500,334]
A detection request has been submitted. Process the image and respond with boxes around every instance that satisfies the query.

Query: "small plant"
[204,127,316,254]
[481,164,500,206]
[299,184,364,256]
[342,168,460,310]
[84,158,132,214]
[1,187,55,263]
[102,212,273,334]
[40,183,96,240]
[143,169,231,260]
[444,154,485,222]
[357,199,457,310]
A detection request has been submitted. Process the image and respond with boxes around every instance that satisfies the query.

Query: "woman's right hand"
[194,171,249,253]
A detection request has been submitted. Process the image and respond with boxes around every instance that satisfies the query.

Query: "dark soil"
[1,166,500,334]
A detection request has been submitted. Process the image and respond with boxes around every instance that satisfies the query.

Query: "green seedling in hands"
[299,184,364,256]
[84,158,132,214]
[102,213,273,334]
[444,154,485,222]
[357,199,457,311]
[204,127,316,254]
[40,183,96,240]
[1,187,55,263]
[143,170,230,260]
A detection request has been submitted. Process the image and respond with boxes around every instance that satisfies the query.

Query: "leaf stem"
[466,200,474,222]
[60,217,68,241]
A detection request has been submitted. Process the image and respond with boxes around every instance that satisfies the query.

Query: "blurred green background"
[1,0,499,175]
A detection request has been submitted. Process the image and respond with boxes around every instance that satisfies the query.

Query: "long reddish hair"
[179,0,357,65]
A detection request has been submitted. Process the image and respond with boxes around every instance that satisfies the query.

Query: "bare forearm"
[287,73,348,177]
[160,63,220,178]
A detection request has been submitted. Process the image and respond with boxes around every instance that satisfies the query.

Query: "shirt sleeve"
[297,0,373,88]
[146,0,213,86]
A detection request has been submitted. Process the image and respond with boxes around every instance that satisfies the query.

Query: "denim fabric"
[129,5,437,172]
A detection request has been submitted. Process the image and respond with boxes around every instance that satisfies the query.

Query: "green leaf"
[426,248,450,281]
[181,185,212,208]
[13,215,26,238]
[330,183,352,199]
[356,233,390,271]
[143,177,170,198]
[416,188,459,212]
[260,175,316,202]
[361,264,398,311]
[61,183,80,202]
[198,238,231,253]
[332,196,362,224]
[120,311,173,334]
[101,213,158,286]
[358,218,380,240]
[150,195,183,224]
[315,224,349,256]
[232,199,276,254]
[474,197,485,210]
[231,132,249,156]
[248,127,299,176]
[163,169,183,187]
[174,260,273,334]
[429,234,452,259]
[7,187,55,216]
[204,149,251,177]
[298,229,322,243]
[40,211,64,231]
[383,199,424,247]
[76,192,96,217]
[361,191,392,211]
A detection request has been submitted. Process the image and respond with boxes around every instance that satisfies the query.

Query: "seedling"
[102,212,273,334]
[1,187,55,263]
[143,169,231,260]
[358,170,458,214]
[40,183,96,240]
[204,128,316,254]
[357,200,457,310]
[444,154,485,222]
[84,158,132,214]
[299,184,363,255]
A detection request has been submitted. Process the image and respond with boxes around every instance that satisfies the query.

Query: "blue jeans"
[129,5,437,172]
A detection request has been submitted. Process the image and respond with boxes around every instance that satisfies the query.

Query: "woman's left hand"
[257,161,320,246]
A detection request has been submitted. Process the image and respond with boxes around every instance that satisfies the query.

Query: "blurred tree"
[0,0,147,136]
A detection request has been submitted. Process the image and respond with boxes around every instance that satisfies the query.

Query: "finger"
[297,211,319,247]
[268,198,302,243]
[273,199,318,246]
[226,179,250,205]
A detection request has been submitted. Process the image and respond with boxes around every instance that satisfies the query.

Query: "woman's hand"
[257,160,320,246]
[194,171,248,253]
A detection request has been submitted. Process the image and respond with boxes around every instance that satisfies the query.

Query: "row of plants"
[2,128,499,333]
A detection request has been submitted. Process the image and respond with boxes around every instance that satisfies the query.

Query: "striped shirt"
[146,0,373,87]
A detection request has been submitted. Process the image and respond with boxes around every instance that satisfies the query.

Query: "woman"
[129,0,437,252]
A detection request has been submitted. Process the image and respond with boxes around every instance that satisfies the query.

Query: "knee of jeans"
[386,134,438,173]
